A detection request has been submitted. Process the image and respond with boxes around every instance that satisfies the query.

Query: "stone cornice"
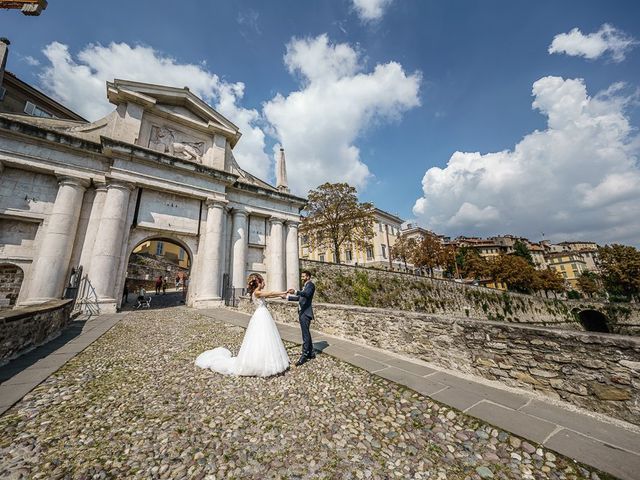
[100,137,239,186]
[230,180,307,206]
[0,115,103,155]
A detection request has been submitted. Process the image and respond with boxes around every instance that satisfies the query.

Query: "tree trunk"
[333,240,341,264]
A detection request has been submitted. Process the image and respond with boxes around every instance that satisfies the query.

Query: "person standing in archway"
[155,276,163,295]
[162,277,167,295]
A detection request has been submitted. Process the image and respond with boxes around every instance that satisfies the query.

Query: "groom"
[286,270,315,366]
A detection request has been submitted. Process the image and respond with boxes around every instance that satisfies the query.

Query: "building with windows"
[300,207,404,269]
[0,39,85,122]
[0,78,304,312]
[133,240,190,268]
[546,252,587,290]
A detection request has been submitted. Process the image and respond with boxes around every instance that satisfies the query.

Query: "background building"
[0,39,85,121]
[301,208,404,269]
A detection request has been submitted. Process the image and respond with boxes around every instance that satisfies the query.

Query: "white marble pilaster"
[268,217,286,292]
[231,209,248,289]
[195,199,226,306]
[89,181,133,308]
[26,176,88,303]
[285,221,300,290]
[78,182,107,275]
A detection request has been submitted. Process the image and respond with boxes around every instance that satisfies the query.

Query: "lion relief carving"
[149,126,205,162]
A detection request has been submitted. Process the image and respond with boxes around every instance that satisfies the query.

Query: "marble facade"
[0,79,305,312]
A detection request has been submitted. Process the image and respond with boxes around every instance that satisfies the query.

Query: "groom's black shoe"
[307,351,317,359]
[295,355,308,367]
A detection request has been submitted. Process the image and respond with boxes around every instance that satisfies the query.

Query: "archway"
[122,236,192,310]
[577,309,610,333]
[0,263,24,310]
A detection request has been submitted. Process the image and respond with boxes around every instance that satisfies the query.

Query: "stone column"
[269,217,286,292]
[89,181,133,307]
[26,176,88,303]
[231,209,248,289]
[285,221,300,290]
[196,199,226,304]
[78,182,107,274]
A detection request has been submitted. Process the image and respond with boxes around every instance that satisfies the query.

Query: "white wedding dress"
[195,296,290,377]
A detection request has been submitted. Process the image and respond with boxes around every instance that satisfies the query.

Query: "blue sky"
[2,0,639,245]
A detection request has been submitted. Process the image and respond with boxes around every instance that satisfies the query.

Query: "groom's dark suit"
[288,280,315,358]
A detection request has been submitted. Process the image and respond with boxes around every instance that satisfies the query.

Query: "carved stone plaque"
[149,125,204,162]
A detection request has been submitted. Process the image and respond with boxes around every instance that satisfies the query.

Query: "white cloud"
[352,0,393,22]
[38,41,271,179]
[22,55,40,66]
[549,24,637,62]
[413,76,640,246]
[263,34,421,194]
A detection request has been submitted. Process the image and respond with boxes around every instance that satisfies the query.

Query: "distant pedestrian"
[155,276,163,295]
[181,276,189,303]
[123,282,129,303]
[162,277,167,295]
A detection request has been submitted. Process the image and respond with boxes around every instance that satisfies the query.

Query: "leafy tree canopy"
[300,182,375,264]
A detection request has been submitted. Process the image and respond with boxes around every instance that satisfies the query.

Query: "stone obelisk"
[276,148,290,193]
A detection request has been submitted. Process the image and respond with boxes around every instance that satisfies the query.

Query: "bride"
[195,273,290,377]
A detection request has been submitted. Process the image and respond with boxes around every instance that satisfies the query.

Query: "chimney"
[276,147,290,193]
[0,38,9,88]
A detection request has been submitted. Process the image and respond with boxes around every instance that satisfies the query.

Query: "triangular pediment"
[106,79,241,146]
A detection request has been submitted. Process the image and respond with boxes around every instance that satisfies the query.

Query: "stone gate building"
[0,79,305,312]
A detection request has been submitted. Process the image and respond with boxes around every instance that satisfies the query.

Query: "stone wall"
[0,299,73,365]
[300,259,640,333]
[0,263,24,310]
[238,298,640,425]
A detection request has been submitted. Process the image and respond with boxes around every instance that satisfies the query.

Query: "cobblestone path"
[0,307,610,480]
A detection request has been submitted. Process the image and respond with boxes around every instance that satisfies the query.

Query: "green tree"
[533,268,566,297]
[598,244,640,300]
[456,247,490,279]
[577,271,603,297]
[489,255,537,293]
[512,240,534,265]
[413,233,444,276]
[390,233,416,270]
[300,183,375,265]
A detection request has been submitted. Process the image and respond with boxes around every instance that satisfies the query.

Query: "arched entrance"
[0,263,24,310]
[577,309,610,333]
[122,236,192,310]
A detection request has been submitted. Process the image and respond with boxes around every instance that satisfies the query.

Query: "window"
[319,254,325,262]
[381,244,387,258]
[346,250,353,262]
[332,252,336,263]
[378,222,383,232]
[156,242,164,256]
[571,263,577,271]
[24,101,54,118]
[178,249,185,261]
[366,246,374,260]
[0,87,6,101]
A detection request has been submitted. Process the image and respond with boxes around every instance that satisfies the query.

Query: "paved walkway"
[0,312,126,415]
[199,308,640,480]
[1,307,639,479]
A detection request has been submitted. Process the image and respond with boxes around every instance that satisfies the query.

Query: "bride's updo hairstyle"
[246,273,264,296]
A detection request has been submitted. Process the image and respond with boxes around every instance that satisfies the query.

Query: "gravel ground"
[0,307,610,480]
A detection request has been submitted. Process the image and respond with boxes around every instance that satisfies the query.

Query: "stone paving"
[0,307,615,480]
